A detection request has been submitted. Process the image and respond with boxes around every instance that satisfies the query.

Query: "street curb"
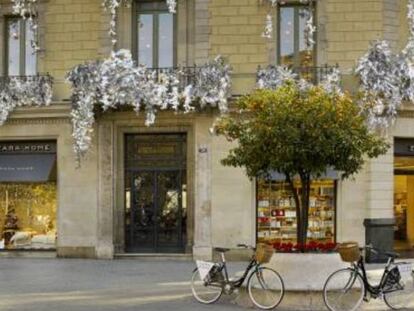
[232,288,326,311]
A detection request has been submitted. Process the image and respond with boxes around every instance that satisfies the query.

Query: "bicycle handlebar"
[361,244,399,259]
[237,244,255,250]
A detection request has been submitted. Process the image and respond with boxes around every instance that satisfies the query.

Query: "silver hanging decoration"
[67,50,231,162]
[11,0,40,52]
[102,0,177,48]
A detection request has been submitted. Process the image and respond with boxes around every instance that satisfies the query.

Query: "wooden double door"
[125,134,187,253]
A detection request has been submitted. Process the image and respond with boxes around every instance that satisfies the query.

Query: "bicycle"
[323,243,414,311]
[190,243,285,310]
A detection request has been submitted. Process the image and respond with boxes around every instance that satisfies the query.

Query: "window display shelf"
[257,179,336,245]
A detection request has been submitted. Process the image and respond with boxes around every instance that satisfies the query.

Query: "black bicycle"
[190,244,285,310]
[323,245,414,311]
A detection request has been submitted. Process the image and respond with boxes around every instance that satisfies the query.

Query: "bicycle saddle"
[367,245,400,258]
[384,251,400,258]
[214,247,230,253]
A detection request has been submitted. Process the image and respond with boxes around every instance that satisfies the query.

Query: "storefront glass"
[0,141,57,250]
[394,156,414,253]
[257,179,336,246]
[0,183,57,249]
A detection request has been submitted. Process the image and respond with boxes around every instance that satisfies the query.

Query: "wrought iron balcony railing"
[0,74,53,105]
[149,66,197,91]
[257,64,339,86]
[291,65,339,84]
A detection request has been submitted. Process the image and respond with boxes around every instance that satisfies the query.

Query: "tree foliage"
[215,83,389,248]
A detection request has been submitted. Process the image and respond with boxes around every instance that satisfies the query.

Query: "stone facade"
[0,0,412,259]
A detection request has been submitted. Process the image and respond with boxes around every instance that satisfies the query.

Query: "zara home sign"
[0,141,56,154]
[0,141,57,182]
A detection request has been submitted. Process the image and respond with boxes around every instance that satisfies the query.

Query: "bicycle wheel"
[191,268,223,304]
[384,275,414,310]
[247,267,284,310]
[323,268,365,311]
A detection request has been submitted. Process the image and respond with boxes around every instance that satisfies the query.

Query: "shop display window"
[257,179,336,246]
[0,183,57,250]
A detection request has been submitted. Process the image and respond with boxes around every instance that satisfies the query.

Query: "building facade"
[0,0,412,259]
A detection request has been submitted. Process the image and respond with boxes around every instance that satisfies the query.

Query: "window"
[6,17,37,76]
[257,178,336,247]
[0,141,57,250]
[278,4,315,67]
[134,1,176,68]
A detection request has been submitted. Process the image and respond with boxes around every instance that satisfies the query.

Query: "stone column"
[364,142,395,263]
[96,122,115,259]
[193,119,213,260]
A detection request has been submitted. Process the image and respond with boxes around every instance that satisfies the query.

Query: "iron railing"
[149,67,197,91]
[257,64,339,85]
[0,74,54,90]
[0,74,53,105]
[292,65,339,84]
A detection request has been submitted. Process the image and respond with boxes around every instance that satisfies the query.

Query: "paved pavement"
[0,258,409,311]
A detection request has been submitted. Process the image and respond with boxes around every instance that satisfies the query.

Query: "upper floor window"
[278,4,315,67]
[6,17,37,76]
[135,1,176,68]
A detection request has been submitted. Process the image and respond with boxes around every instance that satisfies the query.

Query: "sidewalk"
[0,258,408,311]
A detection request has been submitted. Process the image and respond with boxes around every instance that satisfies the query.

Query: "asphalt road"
[0,258,408,311]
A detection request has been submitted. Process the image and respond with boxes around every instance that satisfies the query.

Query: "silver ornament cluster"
[0,75,53,125]
[67,50,231,161]
[102,0,177,48]
[11,0,40,52]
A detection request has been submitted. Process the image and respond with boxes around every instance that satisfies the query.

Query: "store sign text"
[0,142,55,154]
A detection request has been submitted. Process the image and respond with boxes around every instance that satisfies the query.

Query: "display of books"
[257,179,336,244]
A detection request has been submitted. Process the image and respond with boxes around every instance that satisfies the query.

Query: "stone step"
[115,253,193,261]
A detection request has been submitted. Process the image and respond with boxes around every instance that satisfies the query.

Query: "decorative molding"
[4,118,70,125]
[398,110,414,118]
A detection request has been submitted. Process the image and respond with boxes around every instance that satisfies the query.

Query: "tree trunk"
[299,173,311,250]
[286,174,302,249]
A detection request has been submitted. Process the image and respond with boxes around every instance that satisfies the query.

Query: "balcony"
[0,74,53,106]
[149,66,197,92]
[257,65,339,86]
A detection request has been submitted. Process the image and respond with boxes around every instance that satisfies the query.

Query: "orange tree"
[214,82,389,249]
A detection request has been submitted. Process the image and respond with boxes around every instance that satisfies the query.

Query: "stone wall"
[0,107,99,258]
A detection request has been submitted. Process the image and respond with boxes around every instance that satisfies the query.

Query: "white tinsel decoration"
[166,0,177,13]
[399,0,414,103]
[11,0,40,52]
[103,0,177,48]
[0,76,53,125]
[67,50,231,161]
[257,66,297,90]
[262,0,315,46]
[257,64,342,96]
[356,40,401,129]
[303,9,316,49]
[320,67,342,95]
[262,14,273,39]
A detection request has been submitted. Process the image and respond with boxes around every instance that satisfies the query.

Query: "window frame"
[132,0,177,68]
[4,15,37,76]
[277,3,317,67]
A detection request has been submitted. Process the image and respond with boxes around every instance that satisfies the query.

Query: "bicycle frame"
[215,252,258,288]
[353,256,396,298]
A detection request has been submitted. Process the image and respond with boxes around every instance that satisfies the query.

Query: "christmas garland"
[67,50,231,161]
[0,76,53,125]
